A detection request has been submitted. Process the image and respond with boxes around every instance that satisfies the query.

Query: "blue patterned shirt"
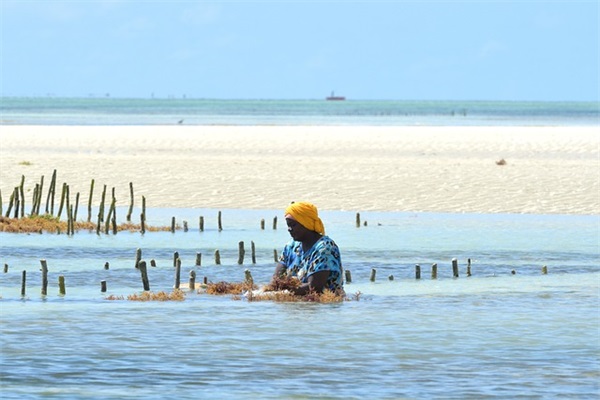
[279,235,344,292]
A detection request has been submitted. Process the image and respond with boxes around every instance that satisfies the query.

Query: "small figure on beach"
[272,202,344,295]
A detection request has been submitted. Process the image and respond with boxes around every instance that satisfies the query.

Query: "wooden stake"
[370,268,377,282]
[244,269,253,286]
[189,270,196,291]
[273,249,278,262]
[251,241,256,264]
[467,258,472,277]
[140,212,146,234]
[3,263,8,273]
[452,258,459,278]
[183,220,188,232]
[40,259,48,295]
[415,264,421,280]
[139,261,150,291]
[58,275,66,296]
[215,250,221,265]
[174,258,181,289]
[273,216,277,230]
[135,248,142,269]
[19,175,25,218]
[73,192,80,222]
[542,265,548,275]
[344,269,352,283]
[150,259,157,267]
[171,217,176,233]
[431,263,438,279]
[356,212,361,228]
[260,219,265,230]
[218,211,223,231]
[21,270,26,297]
[199,216,204,232]
[104,262,110,270]
[173,251,179,267]
[87,179,94,222]
[127,182,134,222]
[100,280,107,293]
[237,241,245,265]
[195,252,202,266]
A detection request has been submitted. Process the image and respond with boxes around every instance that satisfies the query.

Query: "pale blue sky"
[1,0,598,101]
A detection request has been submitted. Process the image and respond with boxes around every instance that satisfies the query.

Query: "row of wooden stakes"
[3,254,550,298]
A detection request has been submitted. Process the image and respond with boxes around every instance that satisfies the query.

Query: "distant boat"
[326,91,346,101]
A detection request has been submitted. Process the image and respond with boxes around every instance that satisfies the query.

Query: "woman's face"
[286,217,309,242]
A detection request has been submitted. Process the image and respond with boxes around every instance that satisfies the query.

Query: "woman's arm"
[292,270,329,295]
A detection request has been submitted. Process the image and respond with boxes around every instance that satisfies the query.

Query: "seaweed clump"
[105,290,186,301]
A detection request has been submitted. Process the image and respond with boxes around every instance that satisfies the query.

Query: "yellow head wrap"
[285,202,325,235]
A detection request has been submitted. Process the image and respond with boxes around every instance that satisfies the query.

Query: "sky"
[1,0,598,101]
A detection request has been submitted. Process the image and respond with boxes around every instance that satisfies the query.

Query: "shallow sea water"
[1,209,599,399]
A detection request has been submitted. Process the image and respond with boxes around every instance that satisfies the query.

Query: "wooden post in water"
[40,259,48,295]
[356,212,361,228]
[171,217,176,233]
[21,270,26,297]
[214,250,221,265]
[431,263,438,279]
[237,241,245,265]
[251,241,256,264]
[104,262,110,270]
[73,192,80,222]
[195,252,202,266]
[87,179,95,222]
[370,268,377,282]
[57,182,67,219]
[5,189,14,218]
[140,212,146,234]
[273,216,277,230]
[260,219,265,230]
[467,258,472,277]
[4,263,8,273]
[244,269,253,286]
[173,251,179,267]
[150,259,157,267]
[452,258,459,278]
[104,198,114,234]
[199,216,204,232]
[138,261,150,291]
[217,211,223,231]
[45,169,57,215]
[58,276,66,296]
[203,276,208,285]
[542,265,548,275]
[135,248,142,269]
[19,175,25,218]
[189,270,196,291]
[101,280,107,293]
[273,249,278,262]
[13,187,20,219]
[174,258,181,289]
[388,275,394,281]
[111,206,117,235]
[183,221,188,232]
[415,264,421,280]
[344,269,352,283]
[127,182,134,222]
[141,196,146,234]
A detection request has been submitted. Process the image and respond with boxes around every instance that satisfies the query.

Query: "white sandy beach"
[0,125,598,215]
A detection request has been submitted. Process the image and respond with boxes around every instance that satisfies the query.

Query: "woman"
[273,202,344,295]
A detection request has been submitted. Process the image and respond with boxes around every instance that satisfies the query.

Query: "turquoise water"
[1,208,599,399]
[1,97,598,126]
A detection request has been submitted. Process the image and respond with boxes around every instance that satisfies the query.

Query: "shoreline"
[1,125,598,215]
